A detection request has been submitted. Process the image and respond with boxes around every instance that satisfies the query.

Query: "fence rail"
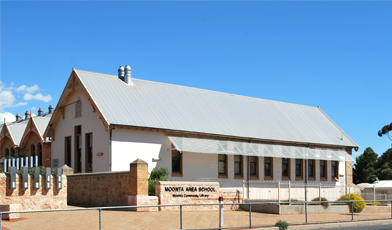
[1,199,391,230]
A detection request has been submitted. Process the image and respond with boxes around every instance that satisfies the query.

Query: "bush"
[275,219,289,230]
[148,168,169,196]
[311,197,329,208]
[337,194,366,213]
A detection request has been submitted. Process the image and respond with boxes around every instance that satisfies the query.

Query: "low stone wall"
[67,171,130,207]
[0,173,67,213]
[156,181,242,211]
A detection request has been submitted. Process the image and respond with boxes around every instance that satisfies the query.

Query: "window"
[249,156,258,179]
[75,126,82,173]
[30,144,36,157]
[320,160,326,180]
[5,148,9,157]
[332,161,339,180]
[296,159,303,180]
[282,158,290,180]
[172,147,182,176]
[234,155,243,178]
[11,148,15,157]
[65,136,72,167]
[264,157,273,180]
[85,133,93,172]
[37,143,42,166]
[75,100,82,118]
[218,154,228,178]
[308,159,315,180]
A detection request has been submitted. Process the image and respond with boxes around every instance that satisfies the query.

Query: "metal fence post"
[180,205,183,229]
[351,201,354,221]
[305,201,308,224]
[278,181,280,202]
[99,208,102,230]
[219,197,224,229]
[0,212,2,230]
[288,181,291,205]
[249,203,252,228]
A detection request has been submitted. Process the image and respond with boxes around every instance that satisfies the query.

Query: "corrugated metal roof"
[76,69,358,148]
[6,119,29,145]
[34,114,52,137]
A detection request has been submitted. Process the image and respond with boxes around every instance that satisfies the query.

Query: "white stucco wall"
[51,90,110,172]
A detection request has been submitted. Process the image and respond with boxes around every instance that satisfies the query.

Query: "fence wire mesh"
[1,200,391,230]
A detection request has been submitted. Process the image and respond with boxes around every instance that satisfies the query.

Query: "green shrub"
[275,219,289,229]
[337,194,366,213]
[311,197,329,208]
[148,167,169,196]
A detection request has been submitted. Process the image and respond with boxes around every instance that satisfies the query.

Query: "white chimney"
[124,65,132,86]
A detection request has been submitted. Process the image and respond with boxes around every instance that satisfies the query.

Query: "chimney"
[25,111,31,119]
[38,108,44,116]
[49,105,54,114]
[124,65,132,85]
[118,66,125,81]
[16,114,22,122]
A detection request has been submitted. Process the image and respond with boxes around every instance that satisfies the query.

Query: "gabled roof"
[19,113,52,147]
[33,114,52,138]
[65,69,358,148]
[5,119,29,146]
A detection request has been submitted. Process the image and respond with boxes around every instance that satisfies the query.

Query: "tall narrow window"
[282,158,290,180]
[11,148,15,157]
[218,154,227,178]
[5,148,9,157]
[234,155,243,178]
[172,147,182,176]
[320,160,326,180]
[249,156,258,179]
[85,133,93,172]
[65,136,72,167]
[30,144,36,157]
[308,159,315,180]
[37,143,42,166]
[75,100,82,118]
[296,159,303,180]
[264,157,273,180]
[332,161,339,180]
[74,126,82,173]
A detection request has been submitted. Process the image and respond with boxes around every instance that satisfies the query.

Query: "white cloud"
[23,93,52,102]
[0,90,15,111]
[14,102,28,107]
[16,84,40,94]
[0,112,16,123]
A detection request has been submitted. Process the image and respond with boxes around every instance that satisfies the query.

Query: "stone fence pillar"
[128,158,149,211]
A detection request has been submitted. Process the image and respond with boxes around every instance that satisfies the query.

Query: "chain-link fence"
[1,200,391,230]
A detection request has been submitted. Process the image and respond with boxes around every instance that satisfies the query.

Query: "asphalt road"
[322,223,392,230]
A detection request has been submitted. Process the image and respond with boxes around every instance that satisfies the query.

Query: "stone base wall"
[67,171,130,207]
[0,174,67,211]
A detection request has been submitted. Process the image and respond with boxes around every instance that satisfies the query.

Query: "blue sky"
[1,1,391,159]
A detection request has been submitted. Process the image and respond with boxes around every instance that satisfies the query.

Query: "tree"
[375,148,392,180]
[378,122,392,141]
[353,147,378,184]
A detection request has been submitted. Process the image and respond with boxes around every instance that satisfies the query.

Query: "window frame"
[75,100,82,118]
[65,136,72,167]
[264,157,273,180]
[171,146,183,177]
[308,159,315,181]
[331,161,339,181]
[85,133,93,173]
[30,144,36,158]
[282,158,291,180]
[249,156,259,180]
[320,160,327,181]
[295,159,304,181]
[234,155,243,179]
[74,126,82,173]
[218,154,228,178]
[5,148,9,157]
[37,143,42,167]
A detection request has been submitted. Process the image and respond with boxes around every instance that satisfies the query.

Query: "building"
[0,108,53,167]
[44,66,358,188]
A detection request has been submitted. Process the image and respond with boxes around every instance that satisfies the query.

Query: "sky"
[1,1,391,160]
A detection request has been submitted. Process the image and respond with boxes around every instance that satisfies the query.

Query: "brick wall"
[0,173,66,210]
[67,171,130,207]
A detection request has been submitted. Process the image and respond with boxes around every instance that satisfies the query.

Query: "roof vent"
[49,105,54,114]
[124,65,132,86]
[118,66,125,81]
[38,108,44,116]
[16,114,22,122]
[25,111,31,119]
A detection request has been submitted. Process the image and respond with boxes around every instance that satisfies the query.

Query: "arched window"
[5,148,9,157]
[11,148,15,157]
[30,144,36,157]
[37,143,43,166]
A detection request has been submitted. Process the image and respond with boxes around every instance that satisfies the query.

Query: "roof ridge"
[75,69,318,110]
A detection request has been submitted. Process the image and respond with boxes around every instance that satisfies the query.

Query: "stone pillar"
[128,158,150,211]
